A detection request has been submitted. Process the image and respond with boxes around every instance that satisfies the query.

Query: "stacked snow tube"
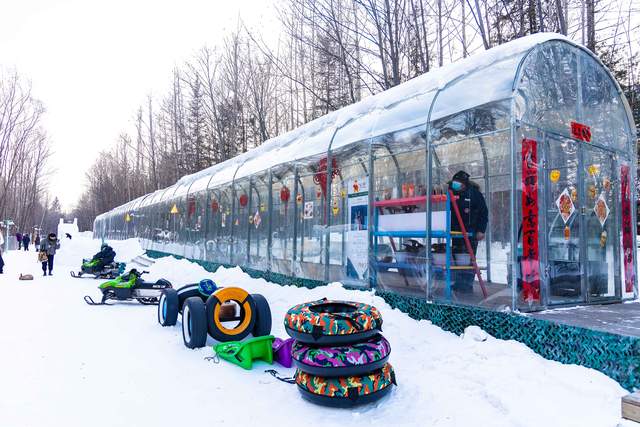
[284,298,396,407]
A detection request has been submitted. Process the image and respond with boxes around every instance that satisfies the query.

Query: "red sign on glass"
[521,138,540,303]
[621,165,635,293]
[571,121,591,142]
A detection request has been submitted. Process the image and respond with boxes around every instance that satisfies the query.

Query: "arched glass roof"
[98,32,636,219]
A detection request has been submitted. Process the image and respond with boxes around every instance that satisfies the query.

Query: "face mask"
[451,181,463,191]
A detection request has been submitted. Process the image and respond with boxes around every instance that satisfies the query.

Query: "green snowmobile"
[84,269,172,306]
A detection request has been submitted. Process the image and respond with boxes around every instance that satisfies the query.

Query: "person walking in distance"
[16,232,22,250]
[39,233,60,276]
[22,233,30,251]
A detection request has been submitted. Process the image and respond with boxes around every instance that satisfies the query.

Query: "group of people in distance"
[15,231,39,251]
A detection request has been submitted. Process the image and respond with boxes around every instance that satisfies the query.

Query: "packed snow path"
[0,233,633,426]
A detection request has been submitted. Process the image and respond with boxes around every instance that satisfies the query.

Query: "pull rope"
[264,369,296,384]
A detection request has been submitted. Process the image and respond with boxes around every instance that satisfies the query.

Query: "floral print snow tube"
[295,363,396,407]
[292,334,391,376]
[284,298,383,345]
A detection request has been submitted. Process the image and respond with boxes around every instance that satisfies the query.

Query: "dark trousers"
[23,244,29,251]
[0,253,4,273]
[453,237,478,289]
[42,254,54,274]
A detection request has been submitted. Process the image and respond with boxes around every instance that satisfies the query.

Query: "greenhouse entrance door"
[543,136,621,306]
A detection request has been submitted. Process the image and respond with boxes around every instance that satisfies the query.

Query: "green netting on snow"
[377,290,640,391]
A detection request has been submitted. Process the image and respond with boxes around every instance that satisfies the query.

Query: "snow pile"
[0,233,632,427]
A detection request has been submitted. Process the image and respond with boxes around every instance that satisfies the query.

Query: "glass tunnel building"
[94,33,638,312]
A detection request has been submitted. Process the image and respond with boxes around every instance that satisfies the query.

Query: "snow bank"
[0,233,631,427]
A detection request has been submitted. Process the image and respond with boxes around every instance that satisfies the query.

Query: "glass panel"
[248,173,270,271]
[431,101,510,146]
[431,56,522,121]
[544,136,583,304]
[371,127,427,296]
[271,168,296,275]
[294,161,329,282]
[516,41,578,136]
[232,179,250,266]
[582,146,619,300]
[213,185,233,264]
[579,51,629,151]
[327,143,369,285]
[429,131,511,309]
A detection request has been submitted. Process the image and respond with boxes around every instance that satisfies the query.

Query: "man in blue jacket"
[449,170,488,294]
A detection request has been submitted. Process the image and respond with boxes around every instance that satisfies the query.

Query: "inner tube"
[292,334,391,376]
[206,287,256,342]
[284,299,382,345]
[295,363,396,408]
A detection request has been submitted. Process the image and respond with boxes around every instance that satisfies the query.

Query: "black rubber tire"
[182,297,208,349]
[206,291,256,342]
[176,284,202,313]
[158,289,179,326]
[251,294,272,337]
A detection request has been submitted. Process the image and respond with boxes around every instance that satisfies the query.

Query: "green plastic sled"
[214,335,275,370]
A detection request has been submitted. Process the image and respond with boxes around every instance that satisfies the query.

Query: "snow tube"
[284,299,382,345]
[295,363,396,407]
[292,334,391,376]
[206,287,256,342]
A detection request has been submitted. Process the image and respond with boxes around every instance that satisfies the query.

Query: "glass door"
[581,146,620,301]
[544,136,584,304]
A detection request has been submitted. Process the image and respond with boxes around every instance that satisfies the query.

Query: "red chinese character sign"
[570,121,591,142]
[621,165,635,293]
[521,138,540,303]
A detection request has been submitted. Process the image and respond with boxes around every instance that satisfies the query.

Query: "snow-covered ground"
[0,233,635,427]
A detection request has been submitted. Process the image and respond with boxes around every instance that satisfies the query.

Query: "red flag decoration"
[621,165,635,293]
[521,138,540,302]
[187,196,196,217]
[313,157,340,199]
[570,121,591,142]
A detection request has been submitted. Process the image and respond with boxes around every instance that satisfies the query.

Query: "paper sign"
[346,230,368,280]
[571,121,591,142]
[303,202,314,219]
[521,138,540,302]
[556,188,575,224]
[593,194,609,227]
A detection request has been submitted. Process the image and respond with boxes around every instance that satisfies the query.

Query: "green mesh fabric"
[376,290,640,391]
[145,250,640,391]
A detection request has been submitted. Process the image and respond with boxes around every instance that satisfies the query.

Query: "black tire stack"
[284,299,396,407]
[158,285,272,349]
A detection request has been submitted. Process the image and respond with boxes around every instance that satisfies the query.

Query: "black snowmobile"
[71,244,124,279]
[84,269,173,306]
